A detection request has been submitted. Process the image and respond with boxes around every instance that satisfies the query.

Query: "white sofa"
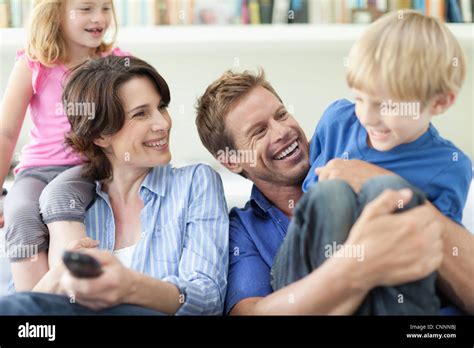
[1,177,473,296]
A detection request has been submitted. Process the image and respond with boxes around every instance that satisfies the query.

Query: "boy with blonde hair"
[303,10,471,224]
[271,10,471,314]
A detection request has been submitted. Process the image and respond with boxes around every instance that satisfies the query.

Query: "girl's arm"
[0,58,33,226]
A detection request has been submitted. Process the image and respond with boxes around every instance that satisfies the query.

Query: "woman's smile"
[143,137,168,151]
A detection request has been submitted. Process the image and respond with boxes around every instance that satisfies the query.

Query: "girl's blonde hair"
[26,0,118,67]
[346,10,466,107]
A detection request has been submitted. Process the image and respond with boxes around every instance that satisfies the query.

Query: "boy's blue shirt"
[303,99,472,225]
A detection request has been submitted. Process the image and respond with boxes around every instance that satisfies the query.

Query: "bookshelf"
[1,0,473,28]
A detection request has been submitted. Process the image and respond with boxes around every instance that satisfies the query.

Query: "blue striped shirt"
[85,163,229,315]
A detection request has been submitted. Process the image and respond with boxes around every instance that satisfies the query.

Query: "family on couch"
[0,4,473,315]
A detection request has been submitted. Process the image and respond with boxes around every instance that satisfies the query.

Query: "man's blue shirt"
[225,185,289,314]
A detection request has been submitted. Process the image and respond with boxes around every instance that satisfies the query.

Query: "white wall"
[1,25,473,209]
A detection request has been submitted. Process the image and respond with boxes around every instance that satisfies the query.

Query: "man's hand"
[60,249,134,311]
[316,159,392,192]
[346,188,444,289]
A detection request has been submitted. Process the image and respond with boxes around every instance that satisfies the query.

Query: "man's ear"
[93,136,111,149]
[221,159,244,175]
[428,92,456,116]
[216,154,244,175]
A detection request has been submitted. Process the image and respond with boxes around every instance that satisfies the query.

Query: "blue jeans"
[0,292,164,315]
[271,175,440,315]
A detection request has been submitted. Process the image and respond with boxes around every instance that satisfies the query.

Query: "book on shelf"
[260,0,274,23]
[0,0,9,28]
[288,0,309,23]
[0,0,473,28]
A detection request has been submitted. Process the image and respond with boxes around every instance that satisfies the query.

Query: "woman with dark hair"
[0,56,229,315]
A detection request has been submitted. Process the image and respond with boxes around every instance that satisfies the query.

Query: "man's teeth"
[275,141,298,160]
[144,139,167,147]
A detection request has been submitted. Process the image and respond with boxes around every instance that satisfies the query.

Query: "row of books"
[0,0,472,28]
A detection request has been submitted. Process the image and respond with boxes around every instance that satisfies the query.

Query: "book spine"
[249,0,261,24]
[0,0,10,27]
[460,0,472,21]
[259,0,273,24]
[140,0,149,26]
[376,0,388,11]
[272,0,288,23]
[242,0,250,24]
[439,0,446,20]
[447,0,463,21]
[10,0,21,27]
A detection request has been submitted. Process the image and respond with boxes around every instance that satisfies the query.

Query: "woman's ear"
[428,92,456,116]
[93,136,111,149]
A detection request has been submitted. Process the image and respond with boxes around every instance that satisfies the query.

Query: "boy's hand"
[315,159,392,192]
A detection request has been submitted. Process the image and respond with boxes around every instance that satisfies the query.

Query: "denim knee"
[297,179,359,244]
[302,180,357,217]
[359,175,426,212]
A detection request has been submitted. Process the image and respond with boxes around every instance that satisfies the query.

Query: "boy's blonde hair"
[26,0,118,67]
[346,10,466,107]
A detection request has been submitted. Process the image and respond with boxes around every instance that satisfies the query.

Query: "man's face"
[224,86,310,187]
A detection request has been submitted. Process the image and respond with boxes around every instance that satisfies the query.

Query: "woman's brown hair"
[63,55,171,181]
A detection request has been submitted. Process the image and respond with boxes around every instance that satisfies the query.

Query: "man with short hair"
[195,70,474,315]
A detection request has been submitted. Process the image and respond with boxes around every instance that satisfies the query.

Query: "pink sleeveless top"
[14,47,130,174]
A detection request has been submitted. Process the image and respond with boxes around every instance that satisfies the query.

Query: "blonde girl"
[0,0,129,291]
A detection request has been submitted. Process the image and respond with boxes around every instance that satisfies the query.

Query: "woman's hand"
[32,237,99,294]
[66,237,99,252]
[59,249,135,311]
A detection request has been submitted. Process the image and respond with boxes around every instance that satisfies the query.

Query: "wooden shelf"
[1,24,472,49]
